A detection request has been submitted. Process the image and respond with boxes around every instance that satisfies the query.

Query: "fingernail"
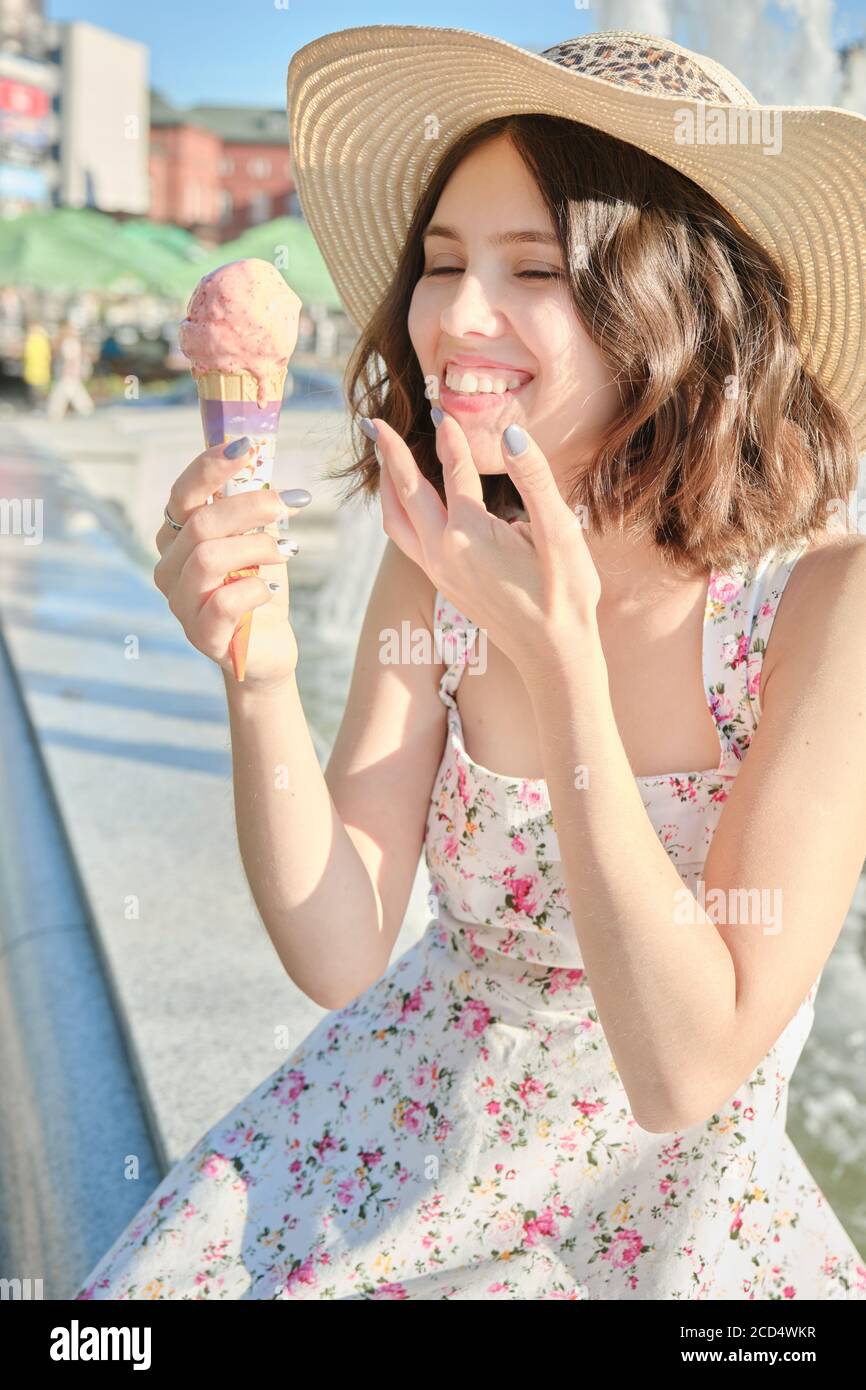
[359,416,379,441]
[224,436,251,459]
[503,424,529,457]
[431,406,444,427]
[279,488,312,508]
[277,537,300,555]
[266,580,281,591]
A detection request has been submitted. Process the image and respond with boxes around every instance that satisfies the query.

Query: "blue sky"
[47,1,866,108]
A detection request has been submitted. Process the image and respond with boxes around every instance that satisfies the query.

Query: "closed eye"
[422,268,562,280]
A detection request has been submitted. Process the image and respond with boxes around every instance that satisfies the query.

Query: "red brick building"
[149,93,299,242]
[149,119,222,236]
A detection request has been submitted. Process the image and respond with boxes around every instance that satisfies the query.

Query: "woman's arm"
[520,535,866,1133]
[224,539,447,1010]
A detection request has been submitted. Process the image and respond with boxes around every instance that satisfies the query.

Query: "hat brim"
[287,23,866,452]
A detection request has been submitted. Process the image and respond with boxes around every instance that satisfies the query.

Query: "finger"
[371,418,446,554]
[508,519,536,548]
[156,519,182,557]
[155,488,292,591]
[155,493,295,557]
[377,443,426,568]
[165,437,258,526]
[177,533,290,615]
[257,556,290,620]
[499,424,574,550]
[156,438,281,557]
[194,575,281,662]
[430,412,485,515]
[171,550,287,636]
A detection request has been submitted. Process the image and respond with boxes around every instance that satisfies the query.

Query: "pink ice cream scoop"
[179,257,302,405]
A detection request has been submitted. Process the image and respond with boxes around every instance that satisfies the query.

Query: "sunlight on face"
[408,134,622,482]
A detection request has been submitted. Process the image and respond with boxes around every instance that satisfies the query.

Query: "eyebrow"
[422,222,561,248]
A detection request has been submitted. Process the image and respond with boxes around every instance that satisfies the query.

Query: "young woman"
[75,28,866,1300]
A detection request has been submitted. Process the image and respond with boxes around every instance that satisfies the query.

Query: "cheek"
[407,285,431,358]
[408,287,444,399]
[537,303,616,396]
[521,297,579,369]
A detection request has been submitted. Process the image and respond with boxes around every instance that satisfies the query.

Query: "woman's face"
[408,133,622,483]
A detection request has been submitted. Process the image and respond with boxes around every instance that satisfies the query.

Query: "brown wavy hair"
[327,113,858,573]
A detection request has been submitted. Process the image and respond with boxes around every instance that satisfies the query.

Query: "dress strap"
[434,590,480,710]
[745,540,812,723]
[703,539,810,767]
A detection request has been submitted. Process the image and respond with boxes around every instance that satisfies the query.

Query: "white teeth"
[444,366,525,395]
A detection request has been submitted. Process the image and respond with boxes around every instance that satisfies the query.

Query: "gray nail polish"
[431,406,444,427]
[277,537,300,555]
[223,436,251,459]
[279,488,312,507]
[503,424,529,457]
[359,416,379,441]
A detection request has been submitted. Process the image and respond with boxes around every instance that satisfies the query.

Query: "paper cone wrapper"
[195,368,287,682]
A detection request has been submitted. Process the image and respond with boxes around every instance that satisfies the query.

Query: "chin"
[452,434,512,475]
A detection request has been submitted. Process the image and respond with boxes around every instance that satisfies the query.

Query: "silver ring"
[164,505,184,531]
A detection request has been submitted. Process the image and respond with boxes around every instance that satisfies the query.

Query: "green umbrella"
[0,207,197,299]
[119,218,209,264]
[206,217,343,310]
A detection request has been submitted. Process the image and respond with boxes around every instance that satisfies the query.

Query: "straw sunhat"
[286,25,866,451]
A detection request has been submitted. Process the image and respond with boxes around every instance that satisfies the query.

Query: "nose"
[438,272,501,338]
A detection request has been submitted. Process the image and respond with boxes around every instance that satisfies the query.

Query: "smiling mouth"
[439,380,532,412]
[438,365,534,411]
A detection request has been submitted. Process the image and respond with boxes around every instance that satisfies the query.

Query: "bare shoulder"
[374,534,440,636]
[761,532,866,702]
[771,531,866,624]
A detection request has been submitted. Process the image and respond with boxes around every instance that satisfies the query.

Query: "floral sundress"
[74,538,866,1300]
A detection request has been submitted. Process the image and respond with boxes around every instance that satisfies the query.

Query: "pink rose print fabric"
[74,540,866,1300]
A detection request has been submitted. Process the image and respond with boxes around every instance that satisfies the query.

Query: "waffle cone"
[222,568,258,682]
[195,367,287,403]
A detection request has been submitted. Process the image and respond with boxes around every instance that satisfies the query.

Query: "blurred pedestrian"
[22,321,52,411]
[47,322,95,420]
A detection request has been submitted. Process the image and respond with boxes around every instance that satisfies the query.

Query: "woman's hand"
[153,439,305,692]
[373,412,601,673]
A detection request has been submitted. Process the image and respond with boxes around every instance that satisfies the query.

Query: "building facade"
[59,22,149,214]
[148,103,222,235]
[149,98,297,241]
[0,0,59,214]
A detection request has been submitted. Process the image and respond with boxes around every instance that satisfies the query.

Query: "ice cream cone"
[179,258,302,683]
[195,367,288,681]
